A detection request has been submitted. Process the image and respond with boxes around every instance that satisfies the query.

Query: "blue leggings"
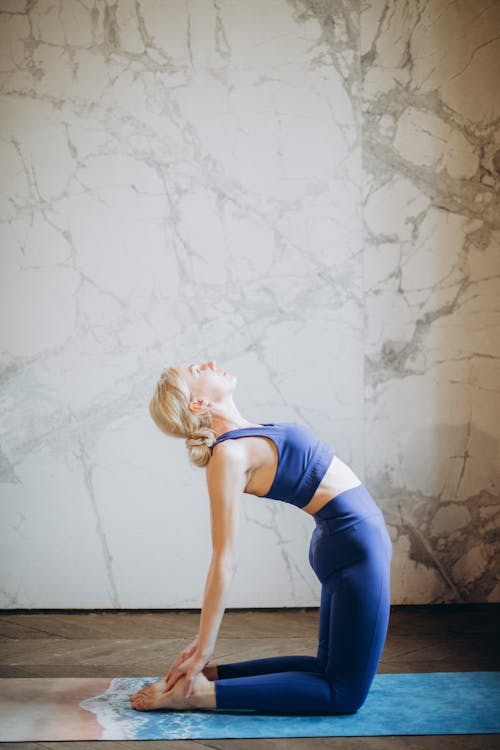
[214,484,393,714]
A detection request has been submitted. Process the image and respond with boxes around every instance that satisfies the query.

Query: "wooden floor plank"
[0,611,319,640]
[5,736,498,750]
[0,606,498,750]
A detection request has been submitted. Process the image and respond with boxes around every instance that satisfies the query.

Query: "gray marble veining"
[0,0,498,607]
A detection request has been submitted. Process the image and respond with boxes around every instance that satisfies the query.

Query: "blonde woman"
[130,360,392,714]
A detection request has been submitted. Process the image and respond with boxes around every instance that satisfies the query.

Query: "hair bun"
[185,435,211,448]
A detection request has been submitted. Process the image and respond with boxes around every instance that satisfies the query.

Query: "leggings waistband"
[313,483,384,534]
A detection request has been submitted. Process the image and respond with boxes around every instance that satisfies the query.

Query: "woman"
[130,360,393,715]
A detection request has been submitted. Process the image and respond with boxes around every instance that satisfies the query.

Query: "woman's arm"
[166,441,248,696]
[196,442,247,658]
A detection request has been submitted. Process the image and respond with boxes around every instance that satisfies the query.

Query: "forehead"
[177,362,191,375]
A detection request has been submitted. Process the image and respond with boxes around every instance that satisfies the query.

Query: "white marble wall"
[0,0,498,608]
[361,0,500,603]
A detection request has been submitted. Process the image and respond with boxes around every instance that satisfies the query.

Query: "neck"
[210,400,260,438]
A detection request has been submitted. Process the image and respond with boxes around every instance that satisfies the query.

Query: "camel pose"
[130,360,392,714]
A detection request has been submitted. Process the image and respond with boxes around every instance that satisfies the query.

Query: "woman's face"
[177,359,237,407]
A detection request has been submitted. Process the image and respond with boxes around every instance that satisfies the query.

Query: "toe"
[132,686,151,698]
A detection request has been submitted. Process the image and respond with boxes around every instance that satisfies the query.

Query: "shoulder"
[206,439,248,494]
[208,438,248,468]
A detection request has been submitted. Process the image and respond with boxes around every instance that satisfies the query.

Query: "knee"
[329,682,369,714]
[337,687,368,714]
[339,696,364,714]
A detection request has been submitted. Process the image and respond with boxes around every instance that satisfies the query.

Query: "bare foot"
[130,676,169,709]
[129,672,215,711]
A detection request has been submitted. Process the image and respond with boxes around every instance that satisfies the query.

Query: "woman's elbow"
[213,551,238,574]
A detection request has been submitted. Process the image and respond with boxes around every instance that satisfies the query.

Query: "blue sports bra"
[210,422,335,509]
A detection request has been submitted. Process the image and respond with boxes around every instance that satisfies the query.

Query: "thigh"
[316,583,332,668]
[324,515,392,704]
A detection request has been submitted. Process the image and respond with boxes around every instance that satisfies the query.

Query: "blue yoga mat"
[79,671,500,739]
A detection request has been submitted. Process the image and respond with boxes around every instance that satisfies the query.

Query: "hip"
[312,483,386,534]
[308,487,393,581]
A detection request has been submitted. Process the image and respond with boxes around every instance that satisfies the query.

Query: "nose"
[200,360,216,371]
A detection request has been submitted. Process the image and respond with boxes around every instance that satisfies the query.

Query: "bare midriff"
[300,455,362,515]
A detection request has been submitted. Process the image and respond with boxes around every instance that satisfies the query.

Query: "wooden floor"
[0,604,499,749]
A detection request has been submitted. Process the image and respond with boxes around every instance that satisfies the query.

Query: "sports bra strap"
[212,423,276,447]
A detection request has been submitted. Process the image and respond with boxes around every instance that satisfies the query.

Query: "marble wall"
[361,0,500,603]
[0,0,498,609]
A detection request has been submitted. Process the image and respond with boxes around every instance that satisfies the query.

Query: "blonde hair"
[149,366,216,468]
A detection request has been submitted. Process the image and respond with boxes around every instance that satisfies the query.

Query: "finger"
[170,671,185,692]
[164,677,174,692]
[165,663,187,692]
[177,649,192,667]
[164,667,176,687]
[164,668,180,691]
[184,675,193,698]
[165,672,180,691]
[167,651,187,677]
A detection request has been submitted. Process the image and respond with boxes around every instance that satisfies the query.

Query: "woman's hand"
[164,635,210,696]
[164,635,199,688]
[167,649,210,698]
